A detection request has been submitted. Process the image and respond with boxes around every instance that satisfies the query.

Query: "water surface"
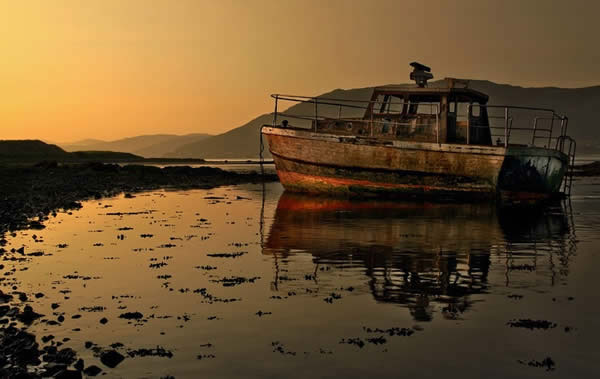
[3,177,600,378]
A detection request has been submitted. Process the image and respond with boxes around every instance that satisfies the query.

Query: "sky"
[1,0,599,143]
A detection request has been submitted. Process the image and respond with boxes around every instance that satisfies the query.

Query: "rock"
[57,315,65,323]
[118,311,143,320]
[18,293,27,302]
[100,350,125,368]
[55,369,82,379]
[84,341,93,349]
[99,317,108,324]
[74,358,84,371]
[0,326,41,367]
[42,362,68,376]
[51,303,60,310]
[55,347,77,365]
[83,365,102,376]
[16,305,42,325]
[6,307,19,317]
[0,290,13,303]
[35,293,44,298]
[41,335,55,343]
[43,345,57,356]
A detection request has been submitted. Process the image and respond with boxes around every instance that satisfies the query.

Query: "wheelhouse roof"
[373,79,489,104]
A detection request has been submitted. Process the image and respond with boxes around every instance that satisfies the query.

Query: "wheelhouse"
[364,80,492,145]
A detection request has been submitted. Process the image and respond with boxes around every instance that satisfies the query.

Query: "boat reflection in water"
[263,192,576,322]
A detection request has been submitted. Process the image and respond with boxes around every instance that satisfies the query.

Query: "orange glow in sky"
[1,0,598,142]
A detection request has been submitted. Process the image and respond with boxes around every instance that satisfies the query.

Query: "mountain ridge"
[59,133,212,158]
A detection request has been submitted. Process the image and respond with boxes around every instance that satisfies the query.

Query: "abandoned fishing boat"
[261,63,576,200]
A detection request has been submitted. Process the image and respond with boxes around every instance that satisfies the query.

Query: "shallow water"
[2,177,600,378]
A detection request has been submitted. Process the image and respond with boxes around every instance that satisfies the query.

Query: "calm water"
[3,176,600,378]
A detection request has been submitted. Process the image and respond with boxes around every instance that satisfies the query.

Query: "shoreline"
[0,162,277,235]
[0,162,277,378]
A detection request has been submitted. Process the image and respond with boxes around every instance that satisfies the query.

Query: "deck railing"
[476,105,570,151]
[270,94,441,143]
[269,94,573,153]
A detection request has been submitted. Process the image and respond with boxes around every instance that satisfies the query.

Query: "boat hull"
[262,127,568,200]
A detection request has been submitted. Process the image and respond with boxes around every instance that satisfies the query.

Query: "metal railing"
[270,94,441,143]
[269,95,573,152]
[477,105,569,151]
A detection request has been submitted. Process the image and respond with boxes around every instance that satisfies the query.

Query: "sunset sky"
[1,0,598,143]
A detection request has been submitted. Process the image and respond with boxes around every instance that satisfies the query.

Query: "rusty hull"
[262,126,568,200]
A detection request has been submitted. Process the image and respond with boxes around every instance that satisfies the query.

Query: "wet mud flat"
[0,163,276,378]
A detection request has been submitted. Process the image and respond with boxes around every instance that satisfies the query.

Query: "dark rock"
[99,317,108,324]
[42,362,68,376]
[41,335,55,343]
[43,345,57,356]
[126,346,173,358]
[51,303,60,310]
[0,326,41,367]
[17,305,42,325]
[55,348,76,365]
[55,369,82,379]
[0,290,13,303]
[35,293,44,298]
[84,341,93,349]
[119,311,143,320]
[74,358,84,371]
[100,350,125,368]
[57,315,65,323]
[6,307,20,317]
[83,365,102,376]
[507,319,557,330]
[18,293,28,302]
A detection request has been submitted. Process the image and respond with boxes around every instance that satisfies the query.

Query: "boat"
[260,63,576,201]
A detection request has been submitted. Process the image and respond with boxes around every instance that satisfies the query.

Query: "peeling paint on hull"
[263,127,568,200]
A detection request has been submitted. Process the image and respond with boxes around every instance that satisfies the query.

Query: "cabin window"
[372,94,404,115]
[387,96,405,114]
[416,102,440,115]
[449,102,456,114]
[456,103,470,121]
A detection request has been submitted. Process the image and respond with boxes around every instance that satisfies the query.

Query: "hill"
[59,133,212,158]
[0,140,69,160]
[0,140,143,163]
[166,80,600,158]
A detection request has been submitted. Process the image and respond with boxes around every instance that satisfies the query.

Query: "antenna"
[409,62,433,87]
